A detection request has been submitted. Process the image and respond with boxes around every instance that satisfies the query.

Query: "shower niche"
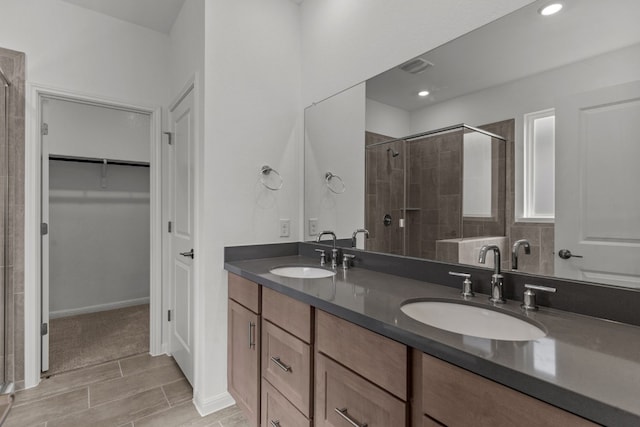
[364,123,507,268]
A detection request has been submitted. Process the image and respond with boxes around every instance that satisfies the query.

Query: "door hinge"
[163,131,173,145]
[41,323,48,336]
[41,122,49,136]
[41,222,49,235]
[168,310,172,322]
[168,221,172,233]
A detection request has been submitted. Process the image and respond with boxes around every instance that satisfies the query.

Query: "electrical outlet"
[280,219,290,237]
[309,218,318,236]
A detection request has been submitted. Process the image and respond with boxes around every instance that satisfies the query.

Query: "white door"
[168,87,196,383]
[555,81,640,288]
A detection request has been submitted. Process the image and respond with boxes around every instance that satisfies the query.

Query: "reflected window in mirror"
[522,108,555,222]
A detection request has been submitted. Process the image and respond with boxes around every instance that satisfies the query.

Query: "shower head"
[387,147,400,157]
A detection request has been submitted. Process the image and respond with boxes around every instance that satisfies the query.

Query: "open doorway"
[40,96,153,375]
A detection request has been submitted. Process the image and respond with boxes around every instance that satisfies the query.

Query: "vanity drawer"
[316,310,407,400]
[262,379,311,427]
[262,320,312,416]
[263,286,312,343]
[315,353,406,427]
[421,353,596,426]
[228,273,261,314]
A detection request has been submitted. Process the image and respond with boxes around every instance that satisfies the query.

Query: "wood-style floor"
[4,353,249,427]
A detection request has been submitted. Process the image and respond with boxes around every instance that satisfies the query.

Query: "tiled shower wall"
[0,46,25,389]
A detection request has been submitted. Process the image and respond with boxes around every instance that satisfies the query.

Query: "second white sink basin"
[401,300,546,341]
[270,265,336,279]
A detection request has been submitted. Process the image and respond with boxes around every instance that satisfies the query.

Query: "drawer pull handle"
[270,356,292,372]
[335,408,367,427]
[270,420,281,427]
[249,322,256,349]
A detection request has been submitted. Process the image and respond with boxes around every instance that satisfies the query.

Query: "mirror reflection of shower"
[365,123,507,261]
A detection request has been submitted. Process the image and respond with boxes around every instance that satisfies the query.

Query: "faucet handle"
[314,249,326,266]
[521,284,556,311]
[342,253,356,270]
[449,271,474,298]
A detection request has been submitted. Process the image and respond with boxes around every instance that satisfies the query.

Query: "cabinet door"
[315,353,406,427]
[262,379,311,427]
[421,353,596,427]
[263,287,312,343]
[316,310,407,400]
[228,273,261,313]
[262,320,312,416]
[228,299,260,427]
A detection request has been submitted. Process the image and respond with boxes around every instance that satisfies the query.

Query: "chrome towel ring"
[260,165,283,191]
[325,172,346,194]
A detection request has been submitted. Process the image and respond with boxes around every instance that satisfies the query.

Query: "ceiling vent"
[398,58,434,74]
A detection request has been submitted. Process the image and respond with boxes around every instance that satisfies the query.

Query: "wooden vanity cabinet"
[261,287,314,426]
[227,274,261,427]
[227,273,598,427]
[315,310,409,427]
[415,351,597,427]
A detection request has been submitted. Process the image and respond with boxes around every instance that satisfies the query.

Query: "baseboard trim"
[50,297,150,319]
[193,390,235,417]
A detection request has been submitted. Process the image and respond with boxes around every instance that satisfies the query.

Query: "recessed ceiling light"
[539,3,563,16]
[418,90,430,97]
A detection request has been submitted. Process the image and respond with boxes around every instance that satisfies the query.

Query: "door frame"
[24,83,163,388]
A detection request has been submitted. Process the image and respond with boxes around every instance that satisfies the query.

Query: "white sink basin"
[401,300,546,341]
[269,266,336,279]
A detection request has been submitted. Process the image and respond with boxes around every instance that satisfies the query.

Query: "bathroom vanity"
[225,243,640,427]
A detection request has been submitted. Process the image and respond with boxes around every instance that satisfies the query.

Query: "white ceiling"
[59,0,186,34]
[367,0,640,112]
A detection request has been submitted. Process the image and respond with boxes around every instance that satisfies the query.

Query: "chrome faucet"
[316,230,339,268]
[478,245,505,304]
[511,239,531,270]
[351,228,369,248]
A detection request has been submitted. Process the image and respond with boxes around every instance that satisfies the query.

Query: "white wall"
[49,161,150,317]
[0,0,169,107]
[365,98,410,138]
[197,0,302,413]
[168,0,205,99]
[300,0,536,106]
[43,97,151,163]
[305,83,366,241]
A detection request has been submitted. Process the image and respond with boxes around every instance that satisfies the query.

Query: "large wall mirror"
[304,0,640,289]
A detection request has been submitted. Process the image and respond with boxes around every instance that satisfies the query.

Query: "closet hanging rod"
[49,155,150,168]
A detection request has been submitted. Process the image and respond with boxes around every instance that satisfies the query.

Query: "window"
[523,109,555,221]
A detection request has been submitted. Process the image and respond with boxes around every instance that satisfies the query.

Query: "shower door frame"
[24,84,164,388]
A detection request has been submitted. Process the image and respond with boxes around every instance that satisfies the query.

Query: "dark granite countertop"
[225,254,640,426]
